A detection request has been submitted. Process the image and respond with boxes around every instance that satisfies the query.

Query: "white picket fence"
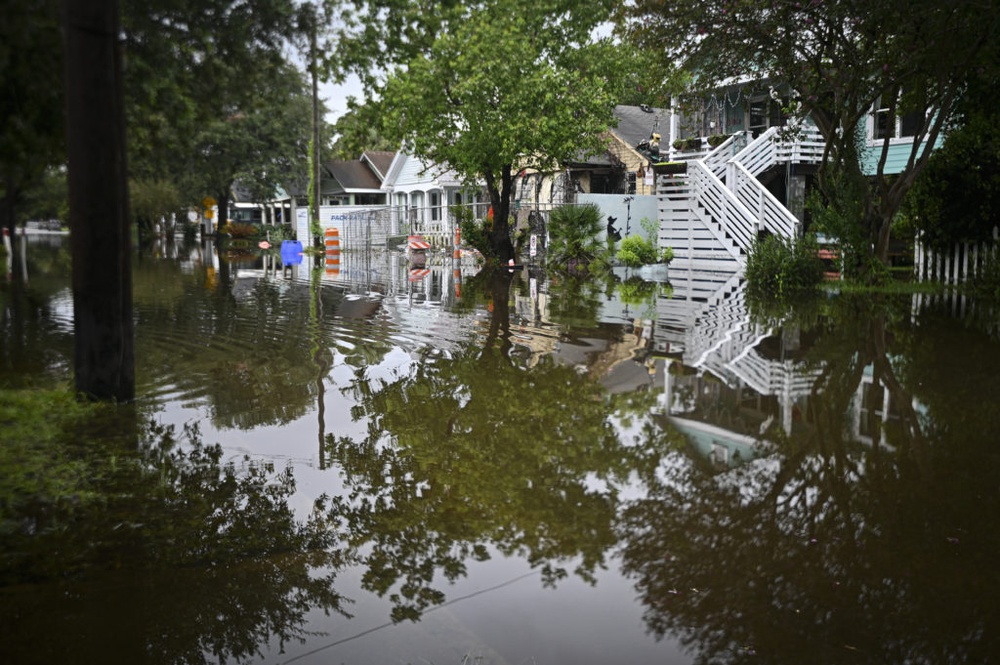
[914,227,998,285]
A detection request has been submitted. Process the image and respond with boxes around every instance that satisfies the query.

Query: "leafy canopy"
[619,0,999,274]
[379,1,619,175]
[329,0,629,262]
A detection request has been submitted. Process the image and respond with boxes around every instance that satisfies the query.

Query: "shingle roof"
[612,104,668,150]
[362,151,396,179]
[323,160,383,191]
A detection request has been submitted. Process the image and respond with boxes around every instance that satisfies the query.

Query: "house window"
[749,99,767,137]
[748,97,786,138]
[872,94,925,141]
[430,192,441,221]
[627,172,637,194]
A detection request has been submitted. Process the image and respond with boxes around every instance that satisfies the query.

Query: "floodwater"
[2,233,999,665]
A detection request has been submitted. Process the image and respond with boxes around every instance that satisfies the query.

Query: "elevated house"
[657,78,940,271]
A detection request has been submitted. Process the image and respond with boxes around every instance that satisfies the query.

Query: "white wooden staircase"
[658,126,825,271]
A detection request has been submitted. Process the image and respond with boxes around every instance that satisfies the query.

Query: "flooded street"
[2,234,999,664]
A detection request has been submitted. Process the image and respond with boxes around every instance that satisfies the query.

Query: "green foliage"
[746,234,825,302]
[903,61,1000,250]
[617,236,673,267]
[343,0,624,261]
[621,0,995,271]
[121,0,310,214]
[0,389,107,520]
[329,98,398,159]
[966,255,1000,301]
[616,217,672,267]
[548,204,612,273]
[130,178,181,236]
[20,166,68,225]
[219,222,260,239]
[0,0,64,232]
[453,205,496,262]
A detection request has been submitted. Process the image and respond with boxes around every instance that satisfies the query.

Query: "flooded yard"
[2,234,999,664]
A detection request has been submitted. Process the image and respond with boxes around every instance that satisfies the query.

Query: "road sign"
[202,196,217,209]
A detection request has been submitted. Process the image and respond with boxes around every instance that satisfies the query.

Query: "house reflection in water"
[652,267,914,468]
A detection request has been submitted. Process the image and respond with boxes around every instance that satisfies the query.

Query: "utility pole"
[64,0,135,402]
[309,3,322,249]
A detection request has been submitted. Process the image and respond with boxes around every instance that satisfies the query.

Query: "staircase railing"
[687,160,758,256]
[664,123,825,264]
[729,162,801,240]
[732,125,824,178]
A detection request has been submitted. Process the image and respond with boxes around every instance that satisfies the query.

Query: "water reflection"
[2,234,999,664]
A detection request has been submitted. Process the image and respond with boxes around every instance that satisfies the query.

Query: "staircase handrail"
[728,161,801,240]
[688,160,759,254]
[702,133,746,179]
[732,124,825,178]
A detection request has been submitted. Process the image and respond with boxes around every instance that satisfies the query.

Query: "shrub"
[967,254,1000,300]
[454,205,497,261]
[707,133,731,148]
[548,204,611,273]
[616,218,673,267]
[745,234,824,299]
[220,222,259,239]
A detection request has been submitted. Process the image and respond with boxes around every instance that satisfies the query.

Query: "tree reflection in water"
[618,292,1000,664]
[0,419,353,665]
[325,268,665,623]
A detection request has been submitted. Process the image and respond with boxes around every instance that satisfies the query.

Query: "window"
[872,94,925,141]
[430,192,441,221]
[748,97,786,138]
[627,171,637,195]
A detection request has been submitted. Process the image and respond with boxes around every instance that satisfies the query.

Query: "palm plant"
[547,203,611,273]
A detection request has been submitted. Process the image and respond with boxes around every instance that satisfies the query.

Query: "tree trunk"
[215,190,232,232]
[64,0,134,402]
[486,164,516,264]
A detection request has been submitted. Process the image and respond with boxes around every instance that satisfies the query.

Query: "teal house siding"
[860,135,944,176]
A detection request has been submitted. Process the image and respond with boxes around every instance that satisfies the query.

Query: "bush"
[746,234,825,299]
[617,236,673,267]
[454,205,497,262]
[616,217,673,267]
[220,222,260,239]
[548,204,611,273]
[967,254,1000,300]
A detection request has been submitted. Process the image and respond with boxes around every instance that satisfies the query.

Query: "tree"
[121,0,306,227]
[191,64,317,230]
[0,0,64,238]
[903,39,1000,250]
[330,0,627,264]
[329,98,398,160]
[619,0,999,280]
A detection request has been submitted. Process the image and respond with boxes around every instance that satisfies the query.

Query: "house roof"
[611,104,668,150]
[362,151,396,180]
[323,159,384,192]
[563,105,668,168]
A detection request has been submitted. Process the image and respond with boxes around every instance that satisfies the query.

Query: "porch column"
[669,96,680,160]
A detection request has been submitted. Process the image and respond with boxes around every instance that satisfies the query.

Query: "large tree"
[0,0,64,238]
[121,0,306,228]
[620,0,999,279]
[329,0,628,264]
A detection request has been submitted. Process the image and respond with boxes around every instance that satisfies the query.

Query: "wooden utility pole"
[63,0,135,402]
[309,3,322,248]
